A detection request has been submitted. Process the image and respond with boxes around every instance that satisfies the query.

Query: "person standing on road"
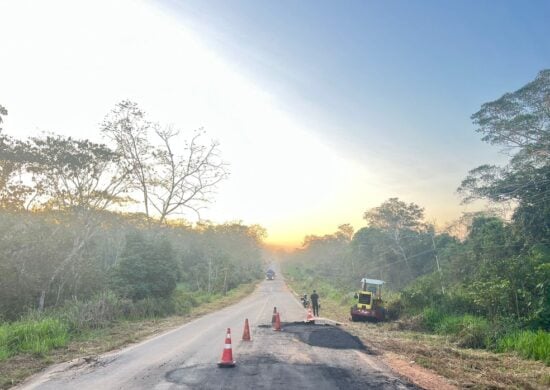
[310,290,319,317]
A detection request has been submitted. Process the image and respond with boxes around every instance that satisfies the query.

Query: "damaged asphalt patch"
[282,322,369,351]
[166,357,415,390]
[164,324,416,389]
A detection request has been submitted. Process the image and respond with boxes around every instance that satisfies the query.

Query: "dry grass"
[309,289,550,390]
[0,282,257,389]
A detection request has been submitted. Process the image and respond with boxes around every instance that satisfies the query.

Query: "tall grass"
[496,330,550,365]
[420,308,490,348]
[0,283,254,361]
[420,308,550,360]
[0,326,8,360]
[0,318,68,359]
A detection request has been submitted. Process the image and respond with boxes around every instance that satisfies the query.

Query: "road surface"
[18,273,418,389]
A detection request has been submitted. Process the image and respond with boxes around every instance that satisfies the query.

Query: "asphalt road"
[19,273,418,390]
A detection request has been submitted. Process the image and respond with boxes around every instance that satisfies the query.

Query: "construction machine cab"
[362,278,383,296]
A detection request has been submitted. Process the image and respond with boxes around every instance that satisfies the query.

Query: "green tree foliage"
[112,232,178,300]
[471,69,549,158]
[362,198,431,278]
[288,201,549,329]
[178,222,264,294]
[0,105,34,210]
[0,103,261,322]
[0,211,108,318]
[287,200,438,291]
[364,198,425,232]
[0,210,265,321]
[453,70,550,327]
[0,137,32,210]
[459,69,550,245]
[25,134,131,211]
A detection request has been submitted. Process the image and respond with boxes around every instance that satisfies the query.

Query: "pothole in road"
[284,323,368,351]
[256,323,370,352]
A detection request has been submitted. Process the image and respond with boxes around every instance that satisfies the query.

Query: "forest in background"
[283,70,550,364]
[0,102,265,360]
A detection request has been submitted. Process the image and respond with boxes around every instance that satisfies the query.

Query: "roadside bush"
[129,297,175,319]
[420,309,490,348]
[172,291,198,315]
[58,292,133,331]
[0,318,68,359]
[455,316,490,348]
[112,232,179,301]
[497,330,550,365]
[439,289,479,316]
[401,275,445,314]
[384,295,404,320]
[421,307,445,332]
[436,315,464,334]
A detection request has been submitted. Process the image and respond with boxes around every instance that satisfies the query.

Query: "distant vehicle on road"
[265,269,275,280]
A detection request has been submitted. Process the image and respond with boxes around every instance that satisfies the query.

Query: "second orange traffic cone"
[218,328,236,368]
[305,307,315,323]
[242,318,251,341]
[273,312,282,331]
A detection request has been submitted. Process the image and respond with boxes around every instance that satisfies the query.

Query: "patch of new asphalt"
[165,323,417,390]
[282,322,369,351]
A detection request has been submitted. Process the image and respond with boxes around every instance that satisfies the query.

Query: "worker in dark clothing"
[310,290,320,317]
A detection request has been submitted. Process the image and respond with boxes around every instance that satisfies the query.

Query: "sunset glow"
[0,0,534,247]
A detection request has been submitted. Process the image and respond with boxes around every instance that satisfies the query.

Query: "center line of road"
[254,295,271,324]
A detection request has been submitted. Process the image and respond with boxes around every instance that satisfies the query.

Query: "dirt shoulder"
[285,280,550,390]
[0,282,257,389]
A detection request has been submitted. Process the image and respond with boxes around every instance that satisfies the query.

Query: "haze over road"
[19,272,416,389]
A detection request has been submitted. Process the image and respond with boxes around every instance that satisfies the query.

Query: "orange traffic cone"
[218,328,236,368]
[242,318,251,341]
[271,307,277,325]
[273,312,282,331]
[305,307,315,323]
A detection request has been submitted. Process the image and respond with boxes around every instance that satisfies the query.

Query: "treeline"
[0,101,264,322]
[0,210,265,321]
[285,69,550,332]
[287,200,549,329]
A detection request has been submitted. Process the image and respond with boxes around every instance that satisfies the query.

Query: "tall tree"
[0,105,33,210]
[26,134,131,211]
[101,100,153,217]
[459,69,550,245]
[471,69,549,159]
[102,101,228,222]
[150,127,228,222]
[363,198,427,269]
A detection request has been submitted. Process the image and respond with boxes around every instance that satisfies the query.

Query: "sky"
[1,0,549,247]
